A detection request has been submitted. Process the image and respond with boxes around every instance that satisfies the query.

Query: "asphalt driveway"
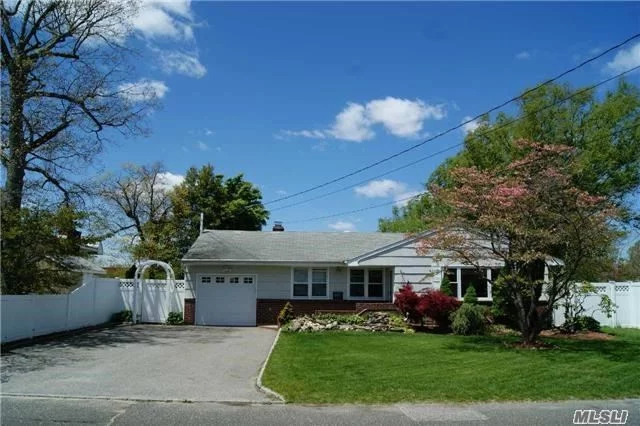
[1,325,278,402]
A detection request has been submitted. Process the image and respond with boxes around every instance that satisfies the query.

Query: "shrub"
[166,312,183,325]
[111,310,133,323]
[394,284,424,324]
[574,315,601,332]
[439,275,454,296]
[312,313,366,325]
[451,303,487,335]
[419,290,460,328]
[463,285,478,304]
[277,302,295,326]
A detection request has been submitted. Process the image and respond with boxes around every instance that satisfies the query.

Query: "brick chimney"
[272,221,284,232]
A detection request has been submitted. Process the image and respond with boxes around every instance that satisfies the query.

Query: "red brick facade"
[255,299,398,324]
[183,298,195,325]
[355,302,398,312]
[257,299,359,324]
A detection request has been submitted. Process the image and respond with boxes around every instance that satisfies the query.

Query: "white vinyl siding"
[350,237,504,300]
[184,265,349,300]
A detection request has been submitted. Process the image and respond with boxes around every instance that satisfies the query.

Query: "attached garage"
[195,274,257,326]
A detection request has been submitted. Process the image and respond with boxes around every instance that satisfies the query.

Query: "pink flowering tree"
[418,140,618,344]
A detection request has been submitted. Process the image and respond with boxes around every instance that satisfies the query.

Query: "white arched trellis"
[132,260,176,324]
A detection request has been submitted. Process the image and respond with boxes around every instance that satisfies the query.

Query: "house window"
[311,269,328,297]
[293,268,309,297]
[350,269,384,299]
[243,276,254,284]
[215,276,225,284]
[229,276,240,284]
[349,269,365,297]
[368,270,383,298]
[292,268,329,298]
[445,267,493,299]
[201,276,212,284]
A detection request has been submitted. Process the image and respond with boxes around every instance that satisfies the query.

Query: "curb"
[256,328,285,403]
[0,393,282,405]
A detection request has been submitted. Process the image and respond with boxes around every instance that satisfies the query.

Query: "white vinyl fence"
[1,277,189,344]
[119,279,186,323]
[1,277,124,344]
[554,282,640,328]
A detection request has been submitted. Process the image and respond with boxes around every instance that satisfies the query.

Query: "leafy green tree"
[621,240,640,280]
[1,205,98,294]
[171,164,269,258]
[379,82,640,232]
[379,193,448,233]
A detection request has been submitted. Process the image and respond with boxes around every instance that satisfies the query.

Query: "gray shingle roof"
[182,230,407,263]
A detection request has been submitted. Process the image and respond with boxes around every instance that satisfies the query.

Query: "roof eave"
[345,230,435,265]
[181,259,346,266]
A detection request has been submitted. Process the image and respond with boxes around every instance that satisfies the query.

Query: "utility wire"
[270,64,640,213]
[262,32,640,207]
[284,191,429,224]
[281,121,640,225]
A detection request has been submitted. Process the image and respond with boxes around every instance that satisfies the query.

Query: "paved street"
[2,396,639,425]
[1,325,277,403]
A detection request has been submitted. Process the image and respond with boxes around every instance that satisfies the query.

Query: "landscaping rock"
[285,312,411,333]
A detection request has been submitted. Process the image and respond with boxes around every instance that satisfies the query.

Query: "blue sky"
[96,1,640,234]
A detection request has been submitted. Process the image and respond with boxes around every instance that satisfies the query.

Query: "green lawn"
[262,328,640,403]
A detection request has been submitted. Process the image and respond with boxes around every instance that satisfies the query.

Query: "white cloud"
[156,171,184,190]
[197,141,208,151]
[355,179,407,198]
[276,189,288,195]
[328,220,356,232]
[118,79,168,102]
[366,97,445,138]
[515,51,531,60]
[461,116,481,134]
[278,129,327,139]
[328,103,374,142]
[157,49,207,78]
[605,42,640,74]
[132,0,196,40]
[287,97,446,143]
[205,128,214,136]
[394,191,422,207]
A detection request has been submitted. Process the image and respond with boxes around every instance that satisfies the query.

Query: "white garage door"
[195,274,257,326]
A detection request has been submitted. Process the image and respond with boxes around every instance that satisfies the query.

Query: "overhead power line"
[262,32,640,206]
[284,191,428,224]
[270,64,640,213]
[281,121,640,225]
